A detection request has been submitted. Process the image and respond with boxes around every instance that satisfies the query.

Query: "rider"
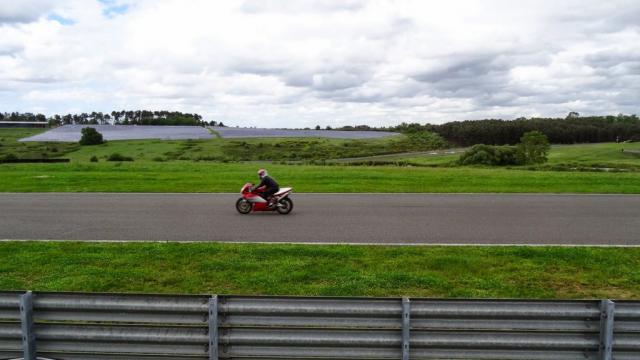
[253,169,280,207]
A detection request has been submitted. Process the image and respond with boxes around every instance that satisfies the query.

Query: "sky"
[0,0,639,128]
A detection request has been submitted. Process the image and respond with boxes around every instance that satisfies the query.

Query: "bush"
[79,127,104,145]
[107,153,133,162]
[1,153,18,162]
[90,155,99,162]
[516,130,550,164]
[459,131,550,166]
[459,144,521,166]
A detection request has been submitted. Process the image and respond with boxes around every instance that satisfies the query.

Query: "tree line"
[1,111,226,127]
[420,114,640,146]
[0,112,47,123]
[328,114,640,146]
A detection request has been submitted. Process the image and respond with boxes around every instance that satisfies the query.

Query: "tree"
[315,125,321,130]
[516,130,550,164]
[79,127,104,145]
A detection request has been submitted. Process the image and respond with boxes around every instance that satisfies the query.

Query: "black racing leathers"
[255,176,279,201]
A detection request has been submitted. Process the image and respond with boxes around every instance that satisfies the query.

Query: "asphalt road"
[1,193,638,245]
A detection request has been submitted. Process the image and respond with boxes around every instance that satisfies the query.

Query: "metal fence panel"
[0,291,639,360]
[32,292,209,325]
[0,292,21,321]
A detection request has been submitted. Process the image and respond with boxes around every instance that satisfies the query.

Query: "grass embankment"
[1,242,638,299]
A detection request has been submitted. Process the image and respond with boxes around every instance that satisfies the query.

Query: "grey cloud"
[412,53,513,102]
[0,0,55,24]
[555,3,640,34]
[320,91,385,103]
[226,57,372,92]
[0,44,23,56]
[585,51,640,69]
[282,72,313,87]
[231,62,286,77]
[408,51,562,110]
[311,71,368,91]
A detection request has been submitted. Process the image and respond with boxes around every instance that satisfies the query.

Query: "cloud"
[240,0,366,14]
[0,0,56,24]
[1,0,639,127]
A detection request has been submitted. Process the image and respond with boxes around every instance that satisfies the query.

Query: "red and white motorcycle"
[236,183,294,215]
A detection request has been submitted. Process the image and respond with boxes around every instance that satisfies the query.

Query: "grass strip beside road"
[1,241,639,299]
[2,162,640,193]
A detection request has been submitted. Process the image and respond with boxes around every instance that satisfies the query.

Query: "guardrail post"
[209,295,219,360]
[20,291,36,360]
[402,297,410,360]
[599,299,615,360]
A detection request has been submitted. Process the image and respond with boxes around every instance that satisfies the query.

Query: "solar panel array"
[213,127,399,139]
[19,125,399,142]
[20,125,214,142]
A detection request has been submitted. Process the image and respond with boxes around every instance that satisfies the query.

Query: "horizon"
[2,110,638,129]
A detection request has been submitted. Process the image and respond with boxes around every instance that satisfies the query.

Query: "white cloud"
[0,0,639,127]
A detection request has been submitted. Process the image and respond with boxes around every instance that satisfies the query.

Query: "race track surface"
[1,193,638,245]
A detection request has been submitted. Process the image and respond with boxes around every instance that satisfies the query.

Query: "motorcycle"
[236,183,294,215]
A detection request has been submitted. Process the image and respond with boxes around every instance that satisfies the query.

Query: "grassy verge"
[1,161,640,193]
[1,242,638,298]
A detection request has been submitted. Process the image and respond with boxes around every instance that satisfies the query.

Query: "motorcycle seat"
[275,187,292,196]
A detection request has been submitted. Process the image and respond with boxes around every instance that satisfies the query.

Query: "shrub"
[1,153,18,162]
[90,155,99,162]
[79,127,104,145]
[459,144,521,166]
[107,153,133,162]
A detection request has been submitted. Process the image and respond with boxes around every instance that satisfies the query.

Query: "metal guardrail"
[0,291,638,359]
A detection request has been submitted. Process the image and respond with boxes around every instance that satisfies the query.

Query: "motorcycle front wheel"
[276,197,293,215]
[236,198,252,214]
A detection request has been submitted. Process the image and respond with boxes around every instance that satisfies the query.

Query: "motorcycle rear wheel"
[236,198,252,214]
[276,197,293,214]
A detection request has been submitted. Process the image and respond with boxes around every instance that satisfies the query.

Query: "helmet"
[258,169,267,179]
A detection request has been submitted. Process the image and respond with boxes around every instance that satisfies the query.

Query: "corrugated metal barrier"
[0,291,638,359]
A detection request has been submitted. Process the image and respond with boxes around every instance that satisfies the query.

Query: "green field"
[1,128,638,193]
[1,242,638,299]
[332,142,640,169]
